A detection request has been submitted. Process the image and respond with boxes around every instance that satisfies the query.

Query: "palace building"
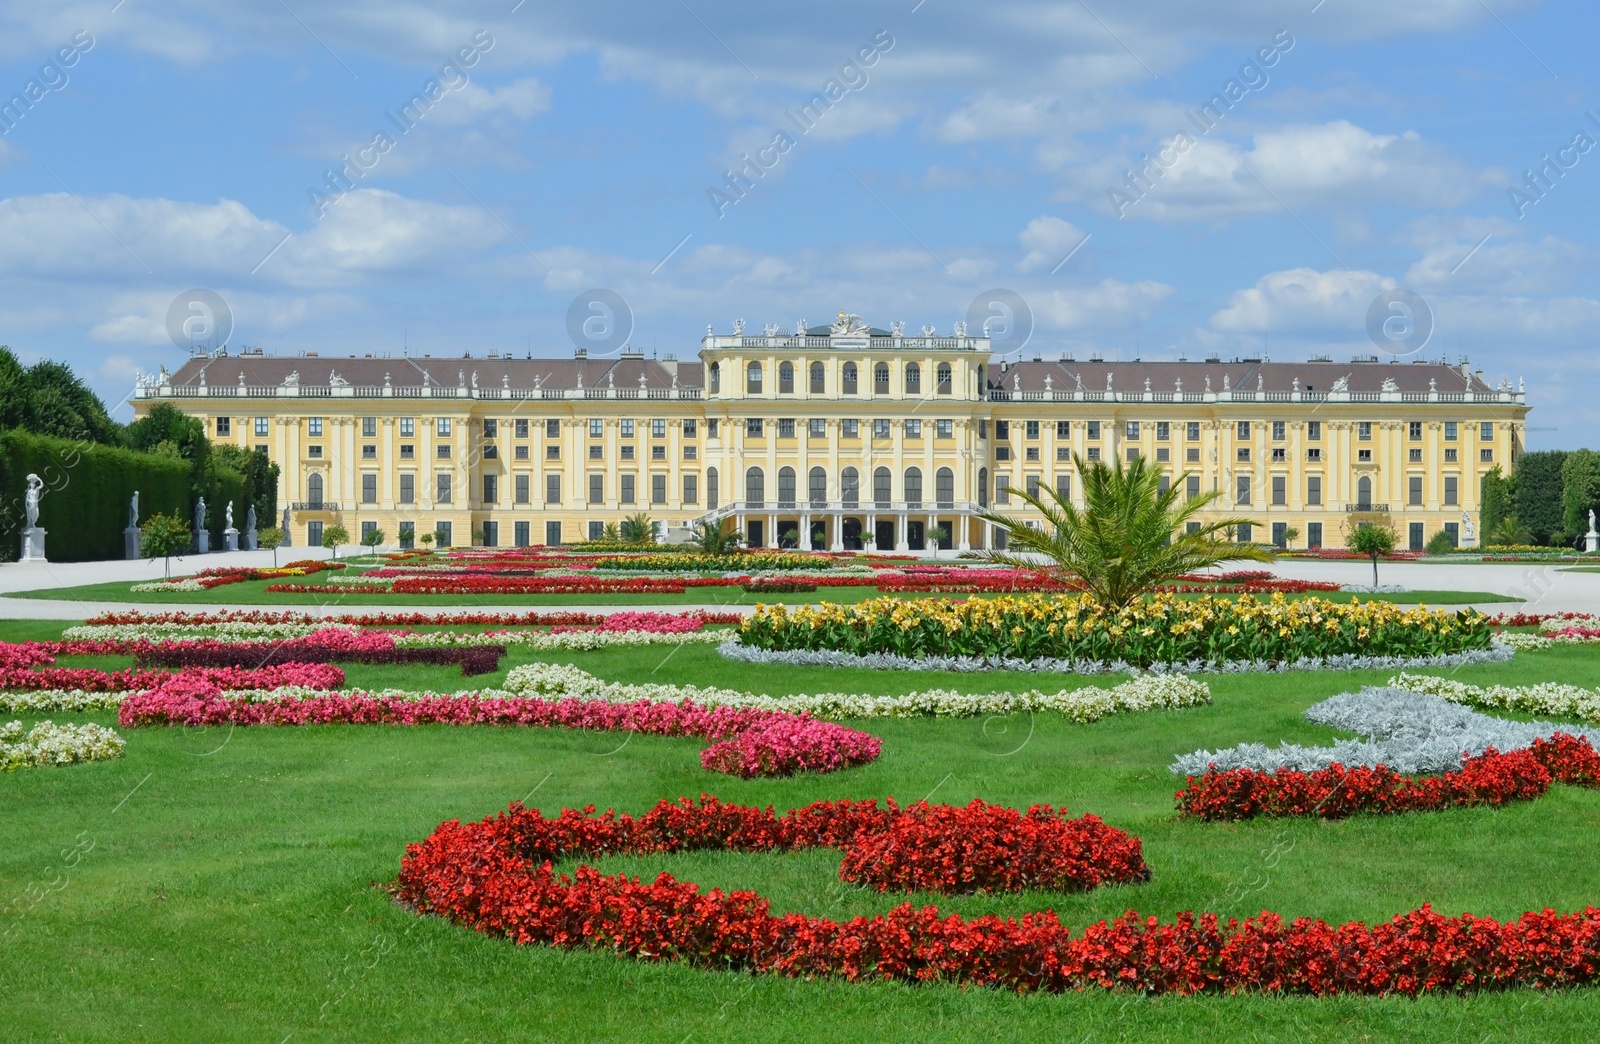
[138,313,1530,553]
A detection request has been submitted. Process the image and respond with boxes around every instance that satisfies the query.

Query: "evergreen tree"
[1512,451,1568,545]
[1560,450,1600,546]
[1479,466,1512,536]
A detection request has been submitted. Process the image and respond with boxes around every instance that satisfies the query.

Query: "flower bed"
[741,577,819,594]
[130,629,505,676]
[0,652,344,694]
[131,559,342,592]
[735,594,1494,668]
[503,663,1209,722]
[118,677,880,778]
[399,800,1600,996]
[1174,734,1600,821]
[2,720,126,771]
[1391,673,1600,723]
[590,551,834,573]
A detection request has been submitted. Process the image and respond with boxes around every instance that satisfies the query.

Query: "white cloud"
[1036,279,1175,329]
[1017,215,1086,271]
[429,78,552,126]
[1210,267,1392,332]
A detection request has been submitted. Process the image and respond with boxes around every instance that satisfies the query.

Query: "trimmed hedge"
[0,430,190,563]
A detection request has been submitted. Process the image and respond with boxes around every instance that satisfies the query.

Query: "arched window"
[778,362,794,394]
[706,466,719,509]
[809,466,827,505]
[745,466,765,507]
[307,473,324,507]
[1357,475,1373,510]
[936,363,952,394]
[936,467,954,508]
[778,466,796,507]
[708,363,721,394]
[873,466,891,507]
[904,467,923,508]
[842,363,858,395]
[978,467,989,508]
[809,361,825,394]
[746,362,762,394]
[905,363,921,394]
[874,361,890,393]
[841,466,860,508]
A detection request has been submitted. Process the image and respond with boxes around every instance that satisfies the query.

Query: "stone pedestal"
[223,528,240,552]
[19,527,46,562]
[1587,530,1598,554]
[244,528,258,551]
[196,529,210,554]
[124,526,141,560]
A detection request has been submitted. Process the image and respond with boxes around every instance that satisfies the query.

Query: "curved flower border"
[2,720,125,771]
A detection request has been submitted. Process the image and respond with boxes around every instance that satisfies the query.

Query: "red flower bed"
[0,658,344,693]
[130,628,505,676]
[1175,735,1600,821]
[398,799,1600,996]
[119,681,880,778]
[83,609,745,628]
[185,559,344,589]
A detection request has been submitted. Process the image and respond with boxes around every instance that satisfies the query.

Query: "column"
[830,510,843,551]
[895,513,908,551]
[800,512,811,550]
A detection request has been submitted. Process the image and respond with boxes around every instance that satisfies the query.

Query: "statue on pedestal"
[225,501,234,531]
[129,491,139,528]
[24,473,42,530]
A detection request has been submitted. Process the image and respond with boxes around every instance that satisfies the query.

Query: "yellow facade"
[142,318,1528,552]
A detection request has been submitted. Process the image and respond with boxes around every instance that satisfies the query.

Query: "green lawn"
[3,622,1599,1040]
[8,576,1517,607]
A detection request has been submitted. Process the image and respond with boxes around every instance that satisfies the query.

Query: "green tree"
[420,531,435,551]
[322,523,349,559]
[213,444,280,527]
[1560,450,1600,547]
[1425,528,1455,556]
[21,359,118,443]
[969,452,1271,609]
[361,527,386,554]
[1479,466,1512,537]
[619,512,655,544]
[1345,516,1398,587]
[124,402,209,471]
[256,526,285,567]
[1280,525,1301,550]
[1513,450,1568,545]
[688,518,741,554]
[927,524,950,558]
[139,512,192,578]
[0,347,28,430]
[1487,515,1533,547]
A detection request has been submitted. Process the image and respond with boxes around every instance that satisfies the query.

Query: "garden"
[4,460,1598,1042]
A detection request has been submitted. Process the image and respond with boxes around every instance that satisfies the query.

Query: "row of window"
[711,360,958,396]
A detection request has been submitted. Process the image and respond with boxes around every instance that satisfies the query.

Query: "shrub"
[1426,529,1456,555]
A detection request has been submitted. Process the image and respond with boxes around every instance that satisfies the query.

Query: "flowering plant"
[1,719,126,771]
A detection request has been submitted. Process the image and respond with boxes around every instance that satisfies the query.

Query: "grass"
[7,577,1517,606]
[3,622,1599,1040]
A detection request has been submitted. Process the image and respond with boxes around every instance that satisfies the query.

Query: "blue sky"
[0,1,1595,444]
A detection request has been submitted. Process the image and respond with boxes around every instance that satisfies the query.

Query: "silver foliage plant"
[1169,687,1593,777]
[718,640,1515,676]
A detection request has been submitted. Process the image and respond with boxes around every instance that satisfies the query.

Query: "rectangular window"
[1272,421,1285,441]
[1082,420,1099,440]
[545,521,561,546]
[437,444,451,459]
[1358,449,1372,462]
[683,419,697,438]
[1026,475,1041,499]
[361,520,377,543]
[1445,448,1458,462]
[1156,422,1170,441]
[1125,421,1140,439]
[1236,421,1250,439]
[1308,522,1322,549]
[307,445,323,459]
[1481,422,1494,441]
[546,474,561,503]
[546,419,560,438]
[216,416,231,436]
[362,473,377,504]
[1056,447,1070,460]
[996,445,1011,461]
[589,474,604,504]
[436,473,452,503]
[1307,476,1322,505]
[589,445,603,459]
[746,418,763,437]
[1444,476,1459,505]
[707,419,718,438]
[362,444,377,459]
[589,418,604,438]
[652,418,666,438]
[437,417,451,437]
[683,473,698,504]
[1273,522,1286,548]
[621,419,635,438]
[515,521,530,547]
[1271,448,1286,462]
[778,418,796,438]
[1125,448,1140,462]
[1237,447,1251,462]
[1444,421,1457,441]
[515,474,530,503]
[996,420,1010,439]
[482,444,498,460]
[255,416,269,436]
[546,445,560,459]
[1238,523,1252,544]
[435,521,452,547]
[589,521,604,541]
[1186,422,1200,440]
[480,475,498,505]
[1026,447,1040,461]
[1409,421,1423,441]
[1409,476,1423,506]
[1358,422,1372,440]
[1444,522,1459,548]
[1409,448,1423,462]
[514,445,529,460]
[515,419,529,439]
[1055,473,1071,500]
[1307,448,1322,462]
[1156,447,1170,462]
[873,419,890,439]
[651,473,667,504]
[1236,475,1251,505]
[978,420,987,439]
[400,417,415,437]
[937,419,953,438]
[651,445,666,460]
[1026,421,1040,439]
[399,474,415,504]
[1481,448,1494,462]
[683,446,697,460]
[1272,476,1286,505]
[1186,447,1200,463]
[483,419,497,438]
[1409,522,1424,551]
[842,419,859,438]
[1186,475,1200,500]
[1307,421,1321,439]
[620,474,635,504]
[620,446,634,460]
[995,474,1010,504]
[480,521,498,548]
[905,419,921,438]
[1086,447,1101,461]
[308,417,323,437]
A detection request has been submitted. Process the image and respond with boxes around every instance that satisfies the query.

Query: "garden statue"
[225,501,234,531]
[24,473,43,530]
[129,490,139,528]
[246,505,256,533]
[195,497,206,534]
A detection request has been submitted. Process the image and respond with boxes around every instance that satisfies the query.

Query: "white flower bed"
[130,578,208,592]
[60,621,728,651]
[502,662,1209,721]
[1539,616,1600,632]
[1389,672,1600,723]
[1170,687,1591,777]
[0,690,127,714]
[1339,584,1410,594]
[63,622,357,643]
[1,720,126,771]
[1497,632,1554,650]
[718,640,1517,675]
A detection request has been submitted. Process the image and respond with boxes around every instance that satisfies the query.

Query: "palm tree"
[689,518,742,555]
[619,512,655,544]
[967,452,1272,608]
